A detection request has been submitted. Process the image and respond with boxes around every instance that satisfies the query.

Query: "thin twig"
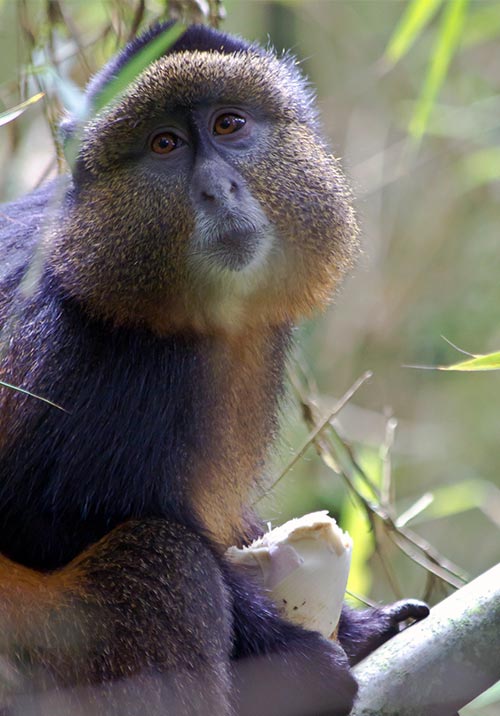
[0,381,68,413]
[259,371,373,500]
[287,360,468,590]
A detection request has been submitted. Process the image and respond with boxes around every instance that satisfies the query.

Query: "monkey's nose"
[192,162,241,211]
[200,179,238,204]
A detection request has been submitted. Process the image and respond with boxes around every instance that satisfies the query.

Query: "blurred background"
[1,1,499,711]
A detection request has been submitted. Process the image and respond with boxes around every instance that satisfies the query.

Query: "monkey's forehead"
[102,50,317,125]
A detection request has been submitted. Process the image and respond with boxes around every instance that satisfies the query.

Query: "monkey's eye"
[150,131,183,155]
[213,113,246,136]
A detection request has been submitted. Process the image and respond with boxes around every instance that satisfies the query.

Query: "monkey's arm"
[337,601,430,665]
[226,564,358,716]
[0,519,233,715]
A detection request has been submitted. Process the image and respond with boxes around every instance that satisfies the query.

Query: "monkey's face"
[51,49,358,335]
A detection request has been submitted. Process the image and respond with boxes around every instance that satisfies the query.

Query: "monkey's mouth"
[191,222,273,275]
[209,227,264,271]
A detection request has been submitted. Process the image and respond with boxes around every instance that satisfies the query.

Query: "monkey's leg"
[0,519,233,715]
[226,564,358,716]
[338,600,430,664]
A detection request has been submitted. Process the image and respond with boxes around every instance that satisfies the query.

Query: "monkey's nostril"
[200,181,237,205]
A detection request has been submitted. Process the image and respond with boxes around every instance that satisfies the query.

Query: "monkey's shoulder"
[0,180,64,259]
[0,182,55,307]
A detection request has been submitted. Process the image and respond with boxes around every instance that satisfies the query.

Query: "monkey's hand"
[337,600,430,665]
[227,510,352,639]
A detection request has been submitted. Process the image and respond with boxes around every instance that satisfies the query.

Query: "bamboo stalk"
[350,563,500,716]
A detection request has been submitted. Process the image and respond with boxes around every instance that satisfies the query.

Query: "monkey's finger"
[383,599,430,628]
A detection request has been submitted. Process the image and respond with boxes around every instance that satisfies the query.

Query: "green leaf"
[408,338,500,372]
[459,147,500,190]
[399,96,500,141]
[440,351,500,371]
[384,0,443,65]
[402,481,483,524]
[94,23,186,113]
[0,92,44,127]
[343,498,374,597]
[409,0,469,142]
[462,4,500,47]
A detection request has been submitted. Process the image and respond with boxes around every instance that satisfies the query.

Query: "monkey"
[0,22,429,715]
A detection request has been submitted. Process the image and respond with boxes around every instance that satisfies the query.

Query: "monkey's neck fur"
[0,267,290,572]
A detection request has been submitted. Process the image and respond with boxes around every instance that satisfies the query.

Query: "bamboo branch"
[350,563,500,715]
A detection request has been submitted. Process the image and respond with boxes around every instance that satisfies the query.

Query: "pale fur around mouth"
[189,218,276,296]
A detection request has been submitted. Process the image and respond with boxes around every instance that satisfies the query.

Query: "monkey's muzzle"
[211,227,263,271]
